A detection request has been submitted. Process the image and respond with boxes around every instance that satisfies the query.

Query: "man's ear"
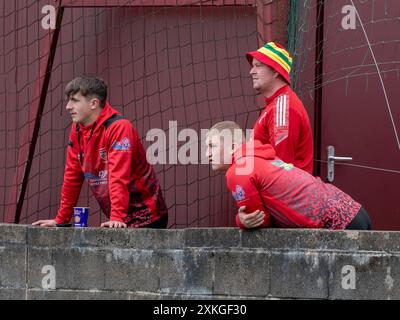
[90,98,99,110]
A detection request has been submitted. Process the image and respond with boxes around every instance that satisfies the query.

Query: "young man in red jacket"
[205,121,371,230]
[33,76,168,228]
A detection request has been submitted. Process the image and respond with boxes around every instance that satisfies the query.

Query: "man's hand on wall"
[238,206,265,229]
[101,220,127,228]
[32,219,58,227]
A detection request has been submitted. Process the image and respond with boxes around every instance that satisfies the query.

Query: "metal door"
[317,0,400,230]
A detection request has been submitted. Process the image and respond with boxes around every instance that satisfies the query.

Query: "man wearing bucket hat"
[246,42,313,174]
[239,42,314,225]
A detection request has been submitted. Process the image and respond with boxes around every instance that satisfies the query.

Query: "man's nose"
[66,101,72,110]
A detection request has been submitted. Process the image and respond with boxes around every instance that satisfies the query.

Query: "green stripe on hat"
[263,43,292,68]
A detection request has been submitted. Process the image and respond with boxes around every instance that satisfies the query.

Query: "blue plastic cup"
[73,207,89,227]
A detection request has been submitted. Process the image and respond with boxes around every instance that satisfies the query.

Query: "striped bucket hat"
[246,42,293,84]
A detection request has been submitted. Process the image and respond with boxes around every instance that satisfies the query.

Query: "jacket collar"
[265,84,289,104]
[76,101,120,133]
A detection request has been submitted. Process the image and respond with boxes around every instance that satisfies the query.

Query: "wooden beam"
[61,0,256,7]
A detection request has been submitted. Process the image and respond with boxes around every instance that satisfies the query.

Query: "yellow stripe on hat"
[267,42,293,63]
[257,47,291,73]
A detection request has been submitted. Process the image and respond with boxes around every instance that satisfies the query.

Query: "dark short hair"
[65,76,107,108]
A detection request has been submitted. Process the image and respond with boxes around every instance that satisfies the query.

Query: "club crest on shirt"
[99,148,107,161]
[112,137,131,151]
[232,185,246,201]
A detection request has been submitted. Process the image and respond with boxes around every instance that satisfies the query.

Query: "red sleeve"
[55,129,84,224]
[252,109,271,145]
[226,169,272,230]
[106,120,135,223]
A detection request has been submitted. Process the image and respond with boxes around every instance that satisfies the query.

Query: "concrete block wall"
[0,224,399,300]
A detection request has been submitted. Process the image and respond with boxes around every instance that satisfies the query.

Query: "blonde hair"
[207,121,245,145]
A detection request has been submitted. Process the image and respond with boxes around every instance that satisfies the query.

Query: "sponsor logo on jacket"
[112,137,131,151]
[272,160,294,171]
[84,170,108,186]
[84,172,98,180]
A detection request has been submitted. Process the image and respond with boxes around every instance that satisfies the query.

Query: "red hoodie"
[252,85,314,174]
[226,141,360,230]
[55,102,168,227]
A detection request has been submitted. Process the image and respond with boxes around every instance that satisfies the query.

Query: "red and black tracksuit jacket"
[55,102,168,227]
[226,141,360,230]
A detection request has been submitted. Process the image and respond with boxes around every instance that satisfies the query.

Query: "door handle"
[327,145,353,182]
